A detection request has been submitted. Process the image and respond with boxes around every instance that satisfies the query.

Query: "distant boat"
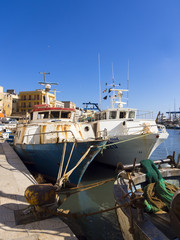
[91,79,169,166]
[14,76,107,186]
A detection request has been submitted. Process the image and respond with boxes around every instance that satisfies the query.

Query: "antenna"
[38,72,58,105]
[51,89,61,99]
[98,53,101,110]
[112,63,115,85]
[127,60,129,107]
[39,72,50,83]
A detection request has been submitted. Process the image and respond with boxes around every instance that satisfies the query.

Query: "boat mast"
[38,72,58,105]
[106,64,128,109]
[98,53,101,110]
[127,60,129,107]
[111,63,115,108]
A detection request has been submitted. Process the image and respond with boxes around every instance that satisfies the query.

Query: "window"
[38,112,49,119]
[29,102,31,107]
[29,95,31,100]
[95,114,100,121]
[30,112,33,120]
[61,111,71,119]
[129,111,135,118]
[50,111,60,119]
[119,112,126,119]
[37,95,39,100]
[109,111,117,119]
[102,112,106,120]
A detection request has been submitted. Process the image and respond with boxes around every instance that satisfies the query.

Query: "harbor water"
[60,129,180,240]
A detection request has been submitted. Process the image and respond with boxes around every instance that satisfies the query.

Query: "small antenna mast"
[39,72,50,83]
[127,60,129,107]
[98,53,101,110]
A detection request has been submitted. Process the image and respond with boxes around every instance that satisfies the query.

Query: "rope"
[59,145,93,185]
[56,195,143,218]
[60,178,114,196]
[141,159,179,213]
[63,142,76,175]
[56,133,153,186]
[56,178,114,207]
[98,132,152,149]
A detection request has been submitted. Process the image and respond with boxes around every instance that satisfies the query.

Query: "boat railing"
[121,123,165,135]
[22,130,77,144]
[136,110,154,119]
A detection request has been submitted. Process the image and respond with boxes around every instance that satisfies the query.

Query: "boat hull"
[96,133,165,167]
[14,140,105,185]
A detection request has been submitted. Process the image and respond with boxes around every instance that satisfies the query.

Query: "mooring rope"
[98,132,153,149]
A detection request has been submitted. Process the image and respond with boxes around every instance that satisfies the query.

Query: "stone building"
[0,87,19,117]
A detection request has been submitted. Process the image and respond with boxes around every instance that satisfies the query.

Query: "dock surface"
[0,142,77,240]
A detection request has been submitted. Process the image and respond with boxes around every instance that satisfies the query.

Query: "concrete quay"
[0,142,77,240]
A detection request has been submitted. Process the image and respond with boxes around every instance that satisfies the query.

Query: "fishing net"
[141,159,179,213]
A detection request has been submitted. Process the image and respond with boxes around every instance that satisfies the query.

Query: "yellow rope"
[98,132,152,149]
[60,178,114,195]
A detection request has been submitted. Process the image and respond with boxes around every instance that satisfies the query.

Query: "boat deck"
[0,142,77,240]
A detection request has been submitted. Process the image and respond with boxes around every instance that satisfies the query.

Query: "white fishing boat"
[92,80,169,166]
[14,75,107,186]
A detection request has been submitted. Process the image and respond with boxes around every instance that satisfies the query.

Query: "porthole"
[85,126,89,132]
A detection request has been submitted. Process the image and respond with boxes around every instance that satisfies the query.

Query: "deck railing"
[136,110,154,119]
[22,130,76,144]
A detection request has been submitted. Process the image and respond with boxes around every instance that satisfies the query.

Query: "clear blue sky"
[0,0,180,117]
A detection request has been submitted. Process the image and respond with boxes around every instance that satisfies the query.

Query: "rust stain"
[20,126,26,143]
[41,125,46,144]
[79,130,83,139]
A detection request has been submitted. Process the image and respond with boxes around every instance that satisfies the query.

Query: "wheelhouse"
[30,105,75,122]
[94,108,137,121]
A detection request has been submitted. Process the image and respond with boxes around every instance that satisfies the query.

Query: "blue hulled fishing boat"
[14,75,107,186]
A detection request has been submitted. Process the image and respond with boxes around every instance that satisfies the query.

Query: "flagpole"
[98,53,101,110]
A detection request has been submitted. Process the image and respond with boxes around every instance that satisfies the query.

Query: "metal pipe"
[122,158,172,171]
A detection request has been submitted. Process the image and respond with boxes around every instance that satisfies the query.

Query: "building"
[18,89,58,113]
[0,87,19,117]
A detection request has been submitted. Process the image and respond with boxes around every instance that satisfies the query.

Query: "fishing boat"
[114,156,180,240]
[14,76,107,186]
[92,80,169,166]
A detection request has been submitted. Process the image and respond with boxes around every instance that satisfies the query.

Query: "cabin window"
[119,112,126,119]
[129,111,135,118]
[101,112,106,120]
[38,111,49,119]
[61,111,71,119]
[95,114,101,121]
[109,111,117,119]
[50,111,60,119]
[30,112,33,120]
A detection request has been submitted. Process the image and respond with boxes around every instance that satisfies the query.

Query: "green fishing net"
[141,160,179,213]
